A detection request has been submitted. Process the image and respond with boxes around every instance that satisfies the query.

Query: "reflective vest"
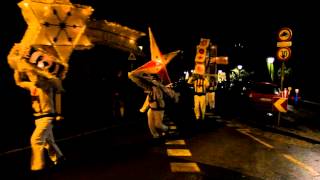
[194,78,206,95]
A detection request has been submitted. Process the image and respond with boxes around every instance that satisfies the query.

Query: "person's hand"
[166,83,173,88]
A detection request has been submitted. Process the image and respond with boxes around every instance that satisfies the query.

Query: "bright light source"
[138,46,143,50]
[267,57,275,64]
[129,39,135,44]
[237,65,243,70]
[37,61,44,68]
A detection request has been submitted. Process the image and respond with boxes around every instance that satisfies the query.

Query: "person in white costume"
[129,72,178,138]
[206,76,216,111]
[188,74,209,120]
[14,51,65,172]
[139,74,179,138]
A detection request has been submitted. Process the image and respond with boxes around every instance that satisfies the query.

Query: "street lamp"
[237,65,243,81]
[267,57,275,81]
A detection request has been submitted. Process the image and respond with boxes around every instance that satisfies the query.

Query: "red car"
[245,82,280,113]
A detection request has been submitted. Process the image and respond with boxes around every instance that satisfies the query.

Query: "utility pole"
[276,27,292,126]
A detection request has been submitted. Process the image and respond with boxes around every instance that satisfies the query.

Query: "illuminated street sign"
[273,97,288,112]
[210,56,228,64]
[277,47,291,61]
[194,46,206,63]
[278,27,293,41]
[277,41,292,47]
[128,52,136,60]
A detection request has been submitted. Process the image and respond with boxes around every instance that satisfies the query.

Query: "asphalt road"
[1,112,320,180]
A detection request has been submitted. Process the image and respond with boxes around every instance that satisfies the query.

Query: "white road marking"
[170,162,201,172]
[167,149,192,156]
[237,128,320,177]
[282,154,320,177]
[237,128,274,149]
[165,140,186,145]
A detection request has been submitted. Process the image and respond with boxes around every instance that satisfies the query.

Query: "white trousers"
[30,117,63,171]
[194,95,206,120]
[206,92,215,109]
[147,109,167,138]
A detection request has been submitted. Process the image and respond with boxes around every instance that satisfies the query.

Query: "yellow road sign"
[210,56,229,64]
[277,41,292,47]
[273,97,288,112]
[278,27,293,41]
[277,47,291,61]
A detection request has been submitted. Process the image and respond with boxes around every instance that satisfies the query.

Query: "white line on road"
[282,154,320,177]
[165,140,186,145]
[170,162,200,172]
[165,121,201,173]
[167,149,192,157]
[237,128,320,177]
[237,129,274,149]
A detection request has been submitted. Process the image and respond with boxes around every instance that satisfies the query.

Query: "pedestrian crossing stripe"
[169,125,177,130]
[167,149,192,156]
[165,140,186,145]
[170,162,201,172]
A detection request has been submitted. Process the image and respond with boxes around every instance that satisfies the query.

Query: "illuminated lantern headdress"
[8,0,93,80]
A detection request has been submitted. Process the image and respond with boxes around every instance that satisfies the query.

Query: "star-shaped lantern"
[130,27,180,85]
[18,0,94,63]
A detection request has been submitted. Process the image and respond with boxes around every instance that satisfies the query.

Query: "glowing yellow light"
[167,149,192,156]
[129,39,135,44]
[165,140,186,145]
[170,162,201,173]
[156,60,162,64]
[16,0,94,62]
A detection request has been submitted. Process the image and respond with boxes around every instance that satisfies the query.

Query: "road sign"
[273,97,288,112]
[277,47,291,61]
[194,63,205,75]
[278,27,292,41]
[277,41,292,47]
[128,52,136,60]
[195,46,206,63]
[210,57,229,64]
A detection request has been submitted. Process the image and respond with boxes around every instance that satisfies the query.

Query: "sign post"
[276,27,292,126]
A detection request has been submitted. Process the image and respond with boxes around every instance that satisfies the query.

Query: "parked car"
[242,81,280,115]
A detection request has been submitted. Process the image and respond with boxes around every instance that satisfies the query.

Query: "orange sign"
[273,97,288,112]
[210,56,228,65]
[278,27,293,41]
[277,47,291,61]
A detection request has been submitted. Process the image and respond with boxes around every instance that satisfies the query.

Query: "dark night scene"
[0,1,319,179]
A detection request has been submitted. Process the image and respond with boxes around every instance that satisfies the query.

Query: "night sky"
[1,1,319,99]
